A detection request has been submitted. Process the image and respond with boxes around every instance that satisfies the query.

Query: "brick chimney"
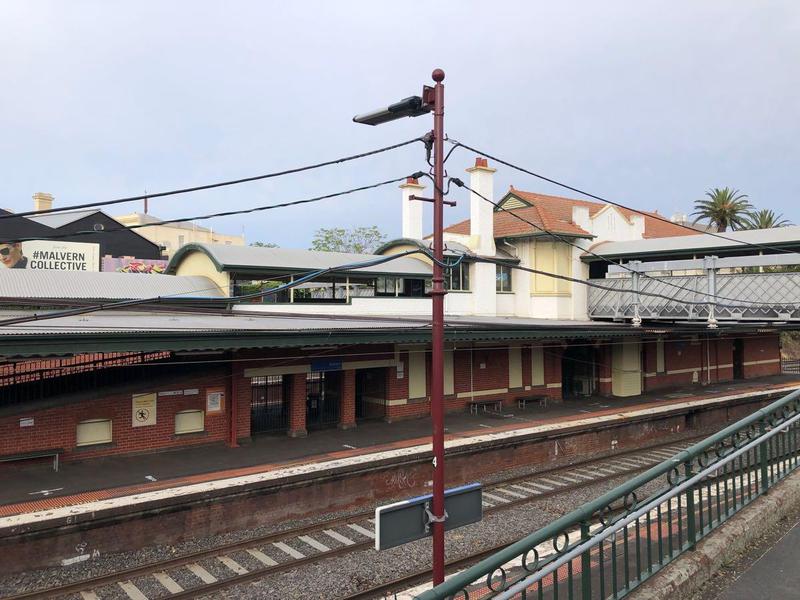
[399,177,425,239]
[32,192,54,212]
[466,157,496,255]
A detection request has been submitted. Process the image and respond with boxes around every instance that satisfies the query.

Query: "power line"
[5,174,422,245]
[449,178,792,309]
[447,138,799,256]
[1,137,425,221]
[468,253,794,311]
[0,249,464,328]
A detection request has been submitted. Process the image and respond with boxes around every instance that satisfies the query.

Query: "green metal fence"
[416,387,800,600]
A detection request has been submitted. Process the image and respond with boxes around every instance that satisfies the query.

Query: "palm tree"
[742,209,791,230]
[691,188,752,232]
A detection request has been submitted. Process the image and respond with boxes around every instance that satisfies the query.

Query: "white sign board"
[0,240,100,272]
[206,390,224,413]
[132,393,157,427]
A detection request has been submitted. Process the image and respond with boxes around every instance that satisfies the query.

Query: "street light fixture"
[354,68,448,587]
[352,94,431,126]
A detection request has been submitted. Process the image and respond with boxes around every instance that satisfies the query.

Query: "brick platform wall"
[340,370,356,429]
[0,369,230,462]
[743,335,781,378]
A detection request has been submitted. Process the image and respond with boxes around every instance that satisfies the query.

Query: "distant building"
[0,193,163,271]
[114,212,245,258]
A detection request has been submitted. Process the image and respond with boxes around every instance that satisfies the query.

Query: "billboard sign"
[0,240,100,272]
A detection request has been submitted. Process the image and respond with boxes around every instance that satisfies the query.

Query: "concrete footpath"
[718,518,800,600]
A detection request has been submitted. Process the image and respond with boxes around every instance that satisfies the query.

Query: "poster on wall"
[132,392,157,427]
[0,240,100,272]
[206,389,224,414]
[102,256,168,274]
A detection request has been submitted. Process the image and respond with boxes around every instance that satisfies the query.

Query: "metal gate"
[306,371,341,428]
[356,368,387,420]
[250,375,289,433]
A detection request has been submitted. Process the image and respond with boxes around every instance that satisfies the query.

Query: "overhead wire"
[449,178,797,309]
[0,136,425,220]
[446,137,800,256]
[4,174,423,245]
[0,248,465,327]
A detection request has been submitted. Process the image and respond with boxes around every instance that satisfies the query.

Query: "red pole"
[430,67,447,586]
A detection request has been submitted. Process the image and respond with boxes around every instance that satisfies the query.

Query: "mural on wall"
[101,257,168,274]
[0,240,100,271]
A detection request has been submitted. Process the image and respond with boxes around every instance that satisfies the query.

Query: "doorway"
[733,339,745,380]
[250,375,290,434]
[355,368,387,420]
[306,371,341,428]
[562,345,597,399]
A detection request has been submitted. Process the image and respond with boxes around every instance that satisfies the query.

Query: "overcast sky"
[1,1,798,248]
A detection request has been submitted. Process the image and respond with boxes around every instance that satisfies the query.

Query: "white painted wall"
[235,296,431,316]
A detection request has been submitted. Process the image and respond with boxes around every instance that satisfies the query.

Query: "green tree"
[742,209,791,230]
[310,226,387,253]
[250,241,278,248]
[691,187,752,232]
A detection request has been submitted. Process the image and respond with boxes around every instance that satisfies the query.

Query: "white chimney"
[400,177,425,239]
[466,157,496,255]
[671,212,688,225]
[32,192,54,212]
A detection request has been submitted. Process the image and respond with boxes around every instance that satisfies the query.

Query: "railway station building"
[0,158,798,465]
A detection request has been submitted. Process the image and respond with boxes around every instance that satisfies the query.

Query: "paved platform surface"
[717,517,800,600]
[1,375,798,519]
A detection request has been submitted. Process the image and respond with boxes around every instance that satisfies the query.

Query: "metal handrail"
[496,405,800,599]
[417,386,800,599]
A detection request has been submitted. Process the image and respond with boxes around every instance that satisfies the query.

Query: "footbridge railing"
[416,387,800,600]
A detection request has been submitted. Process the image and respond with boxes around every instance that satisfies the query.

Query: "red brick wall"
[743,335,781,378]
[386,343,564,421]
[340,370,356,429]
[0,369,230,462]
[287,373,307,437]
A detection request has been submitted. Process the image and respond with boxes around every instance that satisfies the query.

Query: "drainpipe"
[630,260,642,327]
[705,256,718,329]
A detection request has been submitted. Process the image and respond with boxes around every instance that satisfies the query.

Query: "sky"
[0,1,798,248]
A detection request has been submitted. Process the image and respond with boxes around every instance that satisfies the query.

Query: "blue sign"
[310,359,343,372]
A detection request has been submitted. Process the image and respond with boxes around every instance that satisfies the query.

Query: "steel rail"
[341,452,786,600]
[6,435,706,600]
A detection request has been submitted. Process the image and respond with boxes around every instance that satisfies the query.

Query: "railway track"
[8,438,701,600]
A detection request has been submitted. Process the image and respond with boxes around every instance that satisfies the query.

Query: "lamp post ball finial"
[432,68,445,82]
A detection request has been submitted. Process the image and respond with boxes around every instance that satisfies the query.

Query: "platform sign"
[374,483,482,551]
[311,359,343,372]
[132,392,157,427]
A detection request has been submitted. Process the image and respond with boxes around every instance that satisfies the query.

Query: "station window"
[375,276,398,296]
[76,419,113,447]
[175,409,205,435]
[496,264,513,292]
[445,259,470,291]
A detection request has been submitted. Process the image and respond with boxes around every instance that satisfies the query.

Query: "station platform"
[2,375,799,528]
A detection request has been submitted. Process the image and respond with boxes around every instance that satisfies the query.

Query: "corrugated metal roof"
[0,271,224,300]
[0,310,631,336]
[27,209,103,228]
[166,243,432,276]
[586,226,800,259]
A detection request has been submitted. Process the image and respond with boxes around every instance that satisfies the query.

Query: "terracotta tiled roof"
[443,188,698,240]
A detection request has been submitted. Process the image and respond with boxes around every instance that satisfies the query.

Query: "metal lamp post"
[354,68,448,585]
